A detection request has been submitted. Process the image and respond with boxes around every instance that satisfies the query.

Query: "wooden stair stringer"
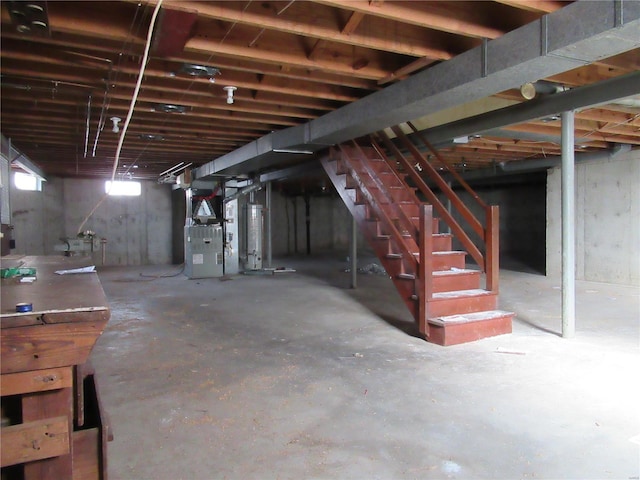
[321,145,514,347]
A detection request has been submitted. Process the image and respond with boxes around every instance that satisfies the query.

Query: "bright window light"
[105,180,141,196]
[14,172,40,191]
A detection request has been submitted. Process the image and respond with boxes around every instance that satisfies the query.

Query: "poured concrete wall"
[10,176,172,265]
[435,176,547,273]
[263,179,546,270]
[547,149,639,286]
[252,188,366,259]
[10,175,65,256]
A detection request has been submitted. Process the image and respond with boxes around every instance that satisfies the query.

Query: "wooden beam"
[1,33,377,90]
[0,367,73,396]
[186,36,389,81]
[341,11,365,35]
[1,416,70,467]
[313,0,504,39]
[308,39,327,61]
[378,56,437,85]
[141,0,451,59]
[0,47,365,103]
[493,0,566,14]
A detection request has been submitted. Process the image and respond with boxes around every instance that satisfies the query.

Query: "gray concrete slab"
[92,253,640,480]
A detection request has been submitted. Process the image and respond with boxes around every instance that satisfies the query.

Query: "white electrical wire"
[77,0,164,234]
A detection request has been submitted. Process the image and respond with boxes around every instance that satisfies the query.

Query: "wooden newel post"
[418,204,433,339]
[486,205,499,293]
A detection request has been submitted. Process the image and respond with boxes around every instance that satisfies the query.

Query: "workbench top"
[1,255,110,374]
[1,255,109,326]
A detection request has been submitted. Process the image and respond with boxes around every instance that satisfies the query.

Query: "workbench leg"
[22,388,73,480]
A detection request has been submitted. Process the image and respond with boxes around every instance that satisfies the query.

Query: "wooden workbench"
[1,256,111,480]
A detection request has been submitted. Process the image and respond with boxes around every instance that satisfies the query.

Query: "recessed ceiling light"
[179,63,221,78]
[152,103,187,114]
[139,133,164,141]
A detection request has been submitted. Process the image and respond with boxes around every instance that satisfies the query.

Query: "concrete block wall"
[547,149,639,286]
[10,176,172,265]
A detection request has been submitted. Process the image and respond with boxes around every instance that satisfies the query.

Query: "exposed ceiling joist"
[313,0,505,39]
[196,0,640,180]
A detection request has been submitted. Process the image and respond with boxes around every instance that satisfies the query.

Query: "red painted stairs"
[320,124,514,346]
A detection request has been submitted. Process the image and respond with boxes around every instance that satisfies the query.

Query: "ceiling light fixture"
[110,116,121,133]
[7,1,50,36]
[223,86,237,104]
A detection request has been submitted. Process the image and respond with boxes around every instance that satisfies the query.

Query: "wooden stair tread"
[432,288,493,300]
[397,273,415,280]
[428,310,514,326]
[432,268,478,276]
[432,250,466,256]
[397,268,480,283]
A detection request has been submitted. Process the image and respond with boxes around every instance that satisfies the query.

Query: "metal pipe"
[223,181,262,203]
[101,238,107,266]
[266,181,272,267]
[84,94,91,158]
[561,110,576,338]
[350,214,357,289]
[185,188,193,226]
[446,181,452,234]
[293,197,298,254]
[304,194,311,255]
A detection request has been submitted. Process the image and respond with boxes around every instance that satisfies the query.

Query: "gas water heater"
[243,203,263,270]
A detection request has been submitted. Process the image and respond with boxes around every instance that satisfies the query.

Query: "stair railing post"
[486,205,499,293]
[350,214,357,289]
[419,204,433,339]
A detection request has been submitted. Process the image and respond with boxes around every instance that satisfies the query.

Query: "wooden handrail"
[390,126,485,239]
[348,141,421,243]
[418,204,433,339]
[406,121,488,210]
[485,205,499,292]
[337,145,418,273]
[374,131,485,269]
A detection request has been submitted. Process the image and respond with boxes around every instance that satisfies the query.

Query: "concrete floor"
[91,253,640,480]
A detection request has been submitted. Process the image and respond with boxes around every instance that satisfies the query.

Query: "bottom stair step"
[426,310,514,346]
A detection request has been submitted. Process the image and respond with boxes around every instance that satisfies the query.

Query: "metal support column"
[266,181,272,268]
[446,181,452,234]
[561,111,576,338]
[350,215,357,289]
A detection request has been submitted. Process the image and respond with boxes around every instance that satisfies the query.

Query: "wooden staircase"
[320,123,514,346]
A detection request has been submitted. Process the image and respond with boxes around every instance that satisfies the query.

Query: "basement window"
[14,172,42,191]
[105,180,141,196]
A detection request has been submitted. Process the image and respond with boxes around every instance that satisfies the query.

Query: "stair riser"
[432,236,452,252]
[428,315,513,346]
[366,209,439,234]
[433,272,480,293]
[428,294,497,317]
[433,254,466,270]
[387,189,417,203]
